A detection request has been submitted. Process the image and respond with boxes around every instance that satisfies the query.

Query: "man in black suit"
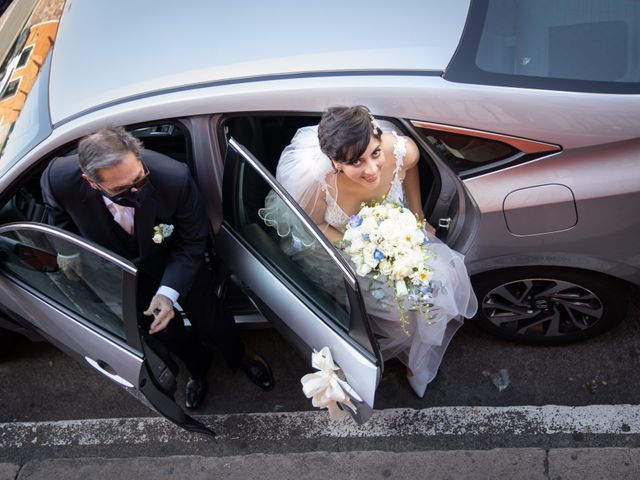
[41,126,274,409]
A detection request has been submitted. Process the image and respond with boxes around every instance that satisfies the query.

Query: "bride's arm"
[317,223,344,243]
[304,190,345,244]
[402,137,436,234]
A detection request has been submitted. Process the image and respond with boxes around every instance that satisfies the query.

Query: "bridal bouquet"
[342,202,435,333]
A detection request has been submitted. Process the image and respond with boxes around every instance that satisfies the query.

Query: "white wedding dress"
[259,126,477,397]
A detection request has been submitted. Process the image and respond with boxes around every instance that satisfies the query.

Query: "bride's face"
[334,138,385,190]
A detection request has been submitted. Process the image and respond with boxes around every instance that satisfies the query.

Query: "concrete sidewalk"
[2,448,640,480]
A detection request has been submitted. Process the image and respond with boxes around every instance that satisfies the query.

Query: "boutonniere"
[152,223,174,244]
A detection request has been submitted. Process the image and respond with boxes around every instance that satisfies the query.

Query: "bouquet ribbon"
[300,347,359,420]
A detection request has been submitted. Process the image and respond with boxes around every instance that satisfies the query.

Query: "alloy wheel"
[481,278,604,338]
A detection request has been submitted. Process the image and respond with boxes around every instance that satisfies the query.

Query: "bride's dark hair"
[318,105,382,165]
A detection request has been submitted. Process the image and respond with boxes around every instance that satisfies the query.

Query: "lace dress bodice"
[323,132,407,232]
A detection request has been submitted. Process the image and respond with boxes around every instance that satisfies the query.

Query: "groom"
[40,126,274,408]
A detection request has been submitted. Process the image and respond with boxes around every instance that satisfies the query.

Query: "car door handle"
[85,356,134,388]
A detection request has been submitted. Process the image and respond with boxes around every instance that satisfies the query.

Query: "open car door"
[216,138,383,422]
[0,223,214,437]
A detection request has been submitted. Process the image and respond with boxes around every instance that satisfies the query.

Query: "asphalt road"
[2,299,639,423]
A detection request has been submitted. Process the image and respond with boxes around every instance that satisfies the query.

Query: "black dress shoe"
[240,351,275,391]
[185,376,207,409]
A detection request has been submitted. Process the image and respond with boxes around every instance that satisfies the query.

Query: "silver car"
[0,0,638,429]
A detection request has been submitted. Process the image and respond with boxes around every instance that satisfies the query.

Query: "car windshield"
[0,0,64,173]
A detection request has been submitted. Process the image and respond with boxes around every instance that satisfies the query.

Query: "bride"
[260,105,477,397]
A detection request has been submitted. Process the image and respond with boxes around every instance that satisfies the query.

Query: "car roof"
[49,0,470,124]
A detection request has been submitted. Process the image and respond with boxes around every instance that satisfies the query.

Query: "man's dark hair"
[318,105,382,165]
[78,126,143,182]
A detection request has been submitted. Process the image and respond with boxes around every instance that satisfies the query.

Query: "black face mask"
[105,181,152,208]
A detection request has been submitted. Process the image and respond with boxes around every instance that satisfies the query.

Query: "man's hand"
[144,294,175,334]
[57,254,83,281]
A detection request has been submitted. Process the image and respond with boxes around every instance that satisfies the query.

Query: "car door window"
[230,143,352,331]
[220,137,381,419]
[222,135,384,348]
[0,225,130,341]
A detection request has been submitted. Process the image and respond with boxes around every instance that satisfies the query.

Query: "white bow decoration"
[300,347,360,420]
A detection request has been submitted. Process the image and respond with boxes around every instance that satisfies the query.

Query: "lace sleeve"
[386,132,408,204]
[392,131,407,178]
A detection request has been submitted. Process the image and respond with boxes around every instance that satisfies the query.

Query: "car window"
[417,128,518,174]
[446,0,640,93]
[0,227,127,340]
[0,121,189,228]
[230,148,352,331]
[130,123,190,165]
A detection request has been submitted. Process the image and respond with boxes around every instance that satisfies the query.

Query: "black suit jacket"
[40,149,209,299]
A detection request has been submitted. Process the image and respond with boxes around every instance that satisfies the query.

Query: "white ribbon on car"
[300,347,360,420]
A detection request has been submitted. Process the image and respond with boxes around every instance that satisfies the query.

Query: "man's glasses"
[98,161,150,198]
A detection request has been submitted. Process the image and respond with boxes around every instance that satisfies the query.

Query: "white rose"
[152,233,163,244]
[377,219,400,241]
[392,256,415,280]
[378,259,393,276]
[360,216,378,235]
[363,245,379,268]
[356,262,372,276]
[398,210,418,229]
[359,206,372,217]
[379,240,395,255]
[343,227,359,243]
[346,234,366,253]
[384,205,400,219]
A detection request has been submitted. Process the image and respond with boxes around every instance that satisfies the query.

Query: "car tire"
[471,267,630,345]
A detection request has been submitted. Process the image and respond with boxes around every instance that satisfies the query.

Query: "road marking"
[1,405,639,448]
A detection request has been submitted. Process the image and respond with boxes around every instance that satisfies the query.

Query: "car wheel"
[471,267,630,345]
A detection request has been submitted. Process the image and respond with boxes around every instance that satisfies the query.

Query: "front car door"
[0,222,213,436]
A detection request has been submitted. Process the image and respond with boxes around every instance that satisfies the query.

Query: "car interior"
[219,114,446,328]
[0,114,443,237]
[222,114,443,227]
[0,114,445,331]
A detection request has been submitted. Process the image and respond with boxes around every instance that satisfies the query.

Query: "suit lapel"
[134,183,157,260]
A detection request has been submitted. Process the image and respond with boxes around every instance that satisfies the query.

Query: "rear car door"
[216,138,383,422]
[0,222,213,436]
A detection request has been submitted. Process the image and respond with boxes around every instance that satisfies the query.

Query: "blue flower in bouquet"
[418,284,431,295]
[373,248,385,261]
[348,215,363,228]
